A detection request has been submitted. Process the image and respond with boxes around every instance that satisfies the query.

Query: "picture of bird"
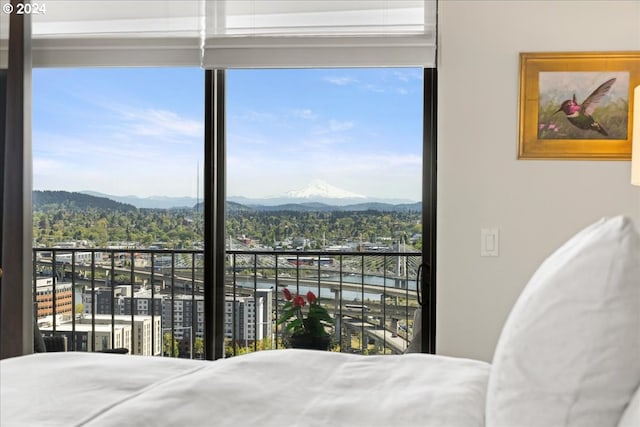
[553,77,616,136]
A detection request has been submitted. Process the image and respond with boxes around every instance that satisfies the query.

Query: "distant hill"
[34,190,421,214]
[338,202,422,212]
[33,191,137,211]
[225,201,253,213]
[228,195,417,207]
[229,201,421,213]
[81,191,198,209]
[209,200,421,213]
[73,185,417,210]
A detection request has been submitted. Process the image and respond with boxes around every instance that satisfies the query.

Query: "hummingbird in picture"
[554,77,616,136]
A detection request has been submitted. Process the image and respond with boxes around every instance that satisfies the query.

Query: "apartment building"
[85,286,272,346]
[225,289,273,345]
[35,277,73,319]
[39,320,129,353]
[39,314,161,355]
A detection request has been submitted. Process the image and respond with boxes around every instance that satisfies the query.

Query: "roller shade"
[29,0,202,67]
[202,0,437,68]
[1,0,437,68]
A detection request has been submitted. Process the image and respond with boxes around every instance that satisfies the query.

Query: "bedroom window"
[32,67,204,355]
[0,0,437,358]
[205,68,437,359]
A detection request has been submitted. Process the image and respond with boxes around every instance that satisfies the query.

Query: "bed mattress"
[1,350,490,426]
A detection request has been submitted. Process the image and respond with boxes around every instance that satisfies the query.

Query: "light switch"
[481,228,499,257]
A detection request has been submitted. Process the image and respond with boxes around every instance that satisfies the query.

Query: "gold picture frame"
[518,51,640,160]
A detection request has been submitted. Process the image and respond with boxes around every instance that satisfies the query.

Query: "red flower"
[278,288,334,339]
[292,295,306,308]
[306,291,317,304]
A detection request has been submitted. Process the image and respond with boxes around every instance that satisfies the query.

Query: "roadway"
[36,259,418,301]
[342,319,408,354]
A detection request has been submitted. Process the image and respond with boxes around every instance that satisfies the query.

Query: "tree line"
[32,191,422,250]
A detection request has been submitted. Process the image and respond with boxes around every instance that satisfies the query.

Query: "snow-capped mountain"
[229,180,416,207]
[284,180,366,200]
[76,181,415,209]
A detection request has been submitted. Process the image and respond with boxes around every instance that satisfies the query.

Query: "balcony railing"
[33,247,421,357]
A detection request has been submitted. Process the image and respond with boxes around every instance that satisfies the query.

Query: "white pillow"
[617,386,640,427]
[486,216,640,427]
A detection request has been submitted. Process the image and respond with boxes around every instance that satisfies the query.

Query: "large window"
[29,66,436,359]
[2,0,437,359]
[32,68,205,356]
[216,68,430,356]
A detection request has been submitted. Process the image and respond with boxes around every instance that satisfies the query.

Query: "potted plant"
[278,288,334,350]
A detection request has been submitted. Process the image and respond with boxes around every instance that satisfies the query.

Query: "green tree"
[163,332,179,357]
[194,337,204,358]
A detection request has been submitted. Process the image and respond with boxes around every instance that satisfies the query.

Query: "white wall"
[437,0,640,362]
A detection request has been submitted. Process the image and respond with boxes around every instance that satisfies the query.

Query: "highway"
[343,320,408,354]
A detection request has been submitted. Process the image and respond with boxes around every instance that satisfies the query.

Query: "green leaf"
[277,306,299,324]
[309,305,334,324]
[285,318,303,333]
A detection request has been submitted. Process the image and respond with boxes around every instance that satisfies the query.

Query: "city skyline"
[33,67,423,202]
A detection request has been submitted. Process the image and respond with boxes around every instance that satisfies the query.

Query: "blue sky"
[33,67,423,201]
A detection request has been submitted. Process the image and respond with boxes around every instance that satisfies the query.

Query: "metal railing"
[33,247,421,357]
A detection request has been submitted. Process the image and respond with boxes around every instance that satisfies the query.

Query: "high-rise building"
[225,289,272,345]
[81,285,273,349]
[35,277,73,319]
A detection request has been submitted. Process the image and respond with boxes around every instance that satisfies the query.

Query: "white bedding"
[1,351,490,427]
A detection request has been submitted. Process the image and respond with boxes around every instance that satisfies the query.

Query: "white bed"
[0,351,489,426]
[2,216,639,427]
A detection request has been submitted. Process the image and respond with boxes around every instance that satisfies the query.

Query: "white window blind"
[2,0,436,68]
[203,0,436,68]
[28,0,202,67]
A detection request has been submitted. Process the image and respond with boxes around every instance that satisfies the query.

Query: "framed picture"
[518,51,640,160]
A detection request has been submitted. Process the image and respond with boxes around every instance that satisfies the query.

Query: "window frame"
[203,68,437,360]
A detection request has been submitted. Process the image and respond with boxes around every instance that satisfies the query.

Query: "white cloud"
[323,76,359,86]
[393,70,423,83]
[328,119,354,132]
[362,84,386,93]
[313,119,354,135]
[316,152,421,173]
[291,108,318,120]
[35,131,156,161]
[120,108,203,140]
[33,157,65,174]
[32,122,202,197]
[233,109,278,124]
[227,132,268,146]
[303,135,351,147]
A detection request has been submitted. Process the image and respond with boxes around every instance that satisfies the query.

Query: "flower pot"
[288,334,331,351]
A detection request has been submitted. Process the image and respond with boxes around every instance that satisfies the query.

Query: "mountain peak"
[285,180,366,199]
